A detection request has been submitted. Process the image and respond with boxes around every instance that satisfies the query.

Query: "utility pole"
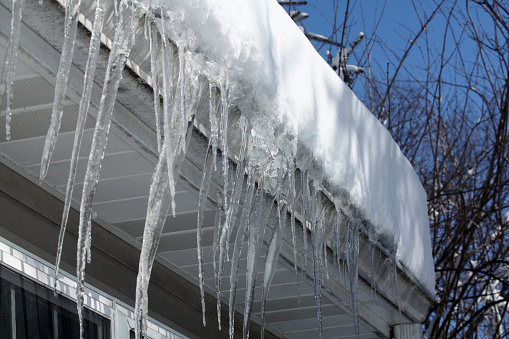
[278,1,365,85]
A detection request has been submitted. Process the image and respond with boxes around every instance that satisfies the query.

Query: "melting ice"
[1,0,435,338]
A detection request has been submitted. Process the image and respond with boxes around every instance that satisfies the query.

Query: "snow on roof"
[153,0,434,295]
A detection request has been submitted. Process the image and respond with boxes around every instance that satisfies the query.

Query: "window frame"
[0,236,187,339]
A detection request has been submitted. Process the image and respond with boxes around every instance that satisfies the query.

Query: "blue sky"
[279,1,459,85]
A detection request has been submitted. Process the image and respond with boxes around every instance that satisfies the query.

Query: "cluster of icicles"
[0,0,403,338]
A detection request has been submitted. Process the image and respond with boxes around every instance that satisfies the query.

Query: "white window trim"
[0,236,187,339]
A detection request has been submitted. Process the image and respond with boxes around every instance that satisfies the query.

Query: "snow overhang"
[0,0,434,337]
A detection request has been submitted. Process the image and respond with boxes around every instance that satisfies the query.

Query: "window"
[0,265,110,339]
[0,237,186,339]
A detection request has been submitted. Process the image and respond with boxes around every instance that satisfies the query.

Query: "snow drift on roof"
[151,0,434,295]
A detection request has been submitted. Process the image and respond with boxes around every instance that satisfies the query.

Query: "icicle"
[346,219,360,339]
[301,170,309,264]
[260,202,288,339]
[147,19,163,152]
[309,183,323,339]
[334,208,342,283]
[134,144,171,339]
[40,0,81,180]
[175,116,194,178]
[323,216,329,282]
[297,268,302,307]
[219,81,229,210]
[76,1,136,337]
[228,168,256,339]
[160,15,179,217]
[1,0,25,141]
[208,81,218,169]
[288,159,298,275]
[197,144,215,327]
[53,0,107,293]
[164,47,192,215]
[243,182,272,339]
[213,189,224,330]
[368,230,376,294]
[216,118,248,309]
[157,14,193,217]
[177,47,186,150]
[389,256,403,324]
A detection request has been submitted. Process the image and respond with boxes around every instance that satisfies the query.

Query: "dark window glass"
[0,265,110,339]
[129,330,145,339]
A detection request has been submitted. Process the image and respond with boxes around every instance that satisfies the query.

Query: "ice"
[260,202,287,338]
[368,229,377,293]
[40,0,81,181]
[134,144,171,339]
[147,18,163,152]
[197,144,215,327]
[54,0,107,293]
[288,159,298,275]
[244,184,273,339]
[219,82,229,211]
[1,0,24,141]
[301,170,309,265]
[217,117,248,305]
[76,0,137,334]
[209,82,219,169]
[160,23,176,216]
[135,88,194,339]
[212,188,224,330]
[309,183,323,338]
[176,46,186,153]
[228,169,256,339]
[388,257,403,325]
[132,107,193,337]
[148,0,433,294]
[346,219,360,339]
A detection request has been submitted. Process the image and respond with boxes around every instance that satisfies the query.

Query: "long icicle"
[334,208,342,283]
[40,0,81,180]
[228,167,256,339]
[301,170,309,265]
[216,118,248,311]
[260,202,288,339]
[288,159,298,275]
[135,116,193,338]
[75,1,136,337]
[166,47,189,215]
[177,47,186,153]
[219,81,229,210]
[322,206,329,282]
[208,81,218,169]
[147,18,163,152]
[134,144,171,339]
[316,191,324,338]
[213,188,224,330]
[160,15,179,217]
[309,183,323,339]
[1,0,25,141]
[53,0,107,293]
[347,219,360,339]
[174,116,194,178]
[244,182,273,339]
[197,143,215,327]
